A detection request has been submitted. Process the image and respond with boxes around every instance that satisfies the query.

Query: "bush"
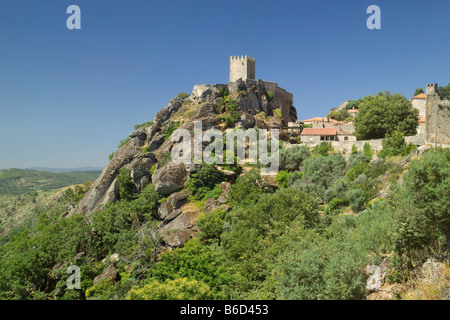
[293,154,346,200]
[346,188,366,213]
[197,210,226,244]
[134,121,153,130]
[177,92,190,101]
[228,169,274,205]
[312,142,334,157]
[163,122,181,140]
[117,168,135,201]
[275,170,291,188]
[378,131,416,158]
[363,142,373,159]
[118,137,131,149]
[186,164,225,201]
[279,145,310,171]
[127,278,213,300]
[327,198,348,213]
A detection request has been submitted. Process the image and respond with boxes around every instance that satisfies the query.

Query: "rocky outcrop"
[152,161,188,195]
[160,208,200,248]
[72,79,297,216]
[158,192,188,220]
[70,139,139,216]
[191,79,297,125]
[93,264,119,285]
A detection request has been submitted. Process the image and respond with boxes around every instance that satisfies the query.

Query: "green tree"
[354,91,419,140]
[279,145,310,171]
[414,88,424,96]
[197,210,226,244]
[438,83,450,100]
[186,164,225,200]
[117,167,135,201]
[293,154,347,200]
[363,142,373,159]
[312,142,334,157]
[392,148,450,262]
[228,169,274,205]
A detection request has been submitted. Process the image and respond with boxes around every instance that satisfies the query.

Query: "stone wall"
[425,93,450,146]
[193,79,297,125]
[296,138,383,157]
[412,98,426,118]
[230,55,256,82]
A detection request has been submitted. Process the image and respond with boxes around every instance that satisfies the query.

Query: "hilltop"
[0,168,101,195]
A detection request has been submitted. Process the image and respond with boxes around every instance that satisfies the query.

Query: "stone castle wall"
[230,55,256,82]
[425,92,450,146]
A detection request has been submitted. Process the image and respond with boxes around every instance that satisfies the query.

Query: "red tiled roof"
[301,128,337,136]
[419,117,426,124]
[300,117,341,124]
[412,93,427,100]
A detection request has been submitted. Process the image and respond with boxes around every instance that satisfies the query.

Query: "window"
[344,137,348,141]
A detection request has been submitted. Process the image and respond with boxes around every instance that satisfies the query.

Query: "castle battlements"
[230,55,256,82]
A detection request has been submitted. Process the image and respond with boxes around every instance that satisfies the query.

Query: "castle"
[191,56,297,125]
[424,83,450,146]
[229,55,256,82]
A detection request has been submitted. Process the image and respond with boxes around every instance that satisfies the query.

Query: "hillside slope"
[0,169,101,195]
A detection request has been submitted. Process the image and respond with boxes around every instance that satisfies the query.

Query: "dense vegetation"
[0,140,447,300]
[354,91,419,140]
[0,169,101,195]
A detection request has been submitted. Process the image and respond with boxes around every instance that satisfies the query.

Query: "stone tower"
[229,55,255,83]
[426,83,438,94]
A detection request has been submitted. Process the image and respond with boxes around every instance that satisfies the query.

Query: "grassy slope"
[0,169,101,195]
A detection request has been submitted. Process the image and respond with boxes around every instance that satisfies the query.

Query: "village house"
[300,127,356,144]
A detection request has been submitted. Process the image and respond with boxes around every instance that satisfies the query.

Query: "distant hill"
[26,167,104,173]
[0,169,101,195]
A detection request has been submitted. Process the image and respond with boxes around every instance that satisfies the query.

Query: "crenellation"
[229,55,256,82]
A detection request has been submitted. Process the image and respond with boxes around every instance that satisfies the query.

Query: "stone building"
[227,55,296,125]
[229,55,256,82]
[411,92,427,118]
[425,83,450,146]
[300,127,356,144]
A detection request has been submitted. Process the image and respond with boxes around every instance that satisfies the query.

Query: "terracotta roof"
[301,128,337,136]
[412,93,427,100]
[299,117,340,124]
[419,117,426,124]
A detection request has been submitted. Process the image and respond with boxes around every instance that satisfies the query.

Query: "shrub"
[177,92,190,101]
[197,210,226,244]
[127,278,213,300]
[363,142,373,159]
[294,154,346,200]
[117,167,135,201]
[163,122,181,140]
[279,145,310,171]
[118,137,131,149]
[134,121,153,130]
[275,170,291,188]
[312,142,334,157]
[228,169,274,205]
[186,164,225,201]
[346,188,366,213]
[327,198,348,213]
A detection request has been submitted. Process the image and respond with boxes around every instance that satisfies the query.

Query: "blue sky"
[1,0,449,169]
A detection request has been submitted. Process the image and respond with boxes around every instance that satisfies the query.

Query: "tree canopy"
[354,91,419,140]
